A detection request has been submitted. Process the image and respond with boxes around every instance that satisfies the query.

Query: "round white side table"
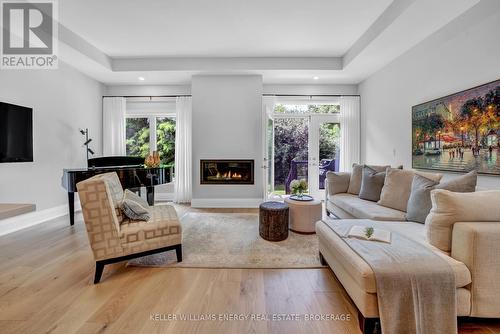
[284,197,322,234]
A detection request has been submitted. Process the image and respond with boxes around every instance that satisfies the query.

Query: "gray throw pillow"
[406,175,440,223]
[406,170,477,224]
[436,170,477,192]
[359,166,386,202]
[347,163,390,195]
[120,189,151,221]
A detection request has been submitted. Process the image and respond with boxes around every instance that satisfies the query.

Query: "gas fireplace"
[200,159,254,185]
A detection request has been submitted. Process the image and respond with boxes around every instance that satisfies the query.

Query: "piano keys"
[61,156,171,226]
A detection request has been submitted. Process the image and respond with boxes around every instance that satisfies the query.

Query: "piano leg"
[68,192,75,226]
[146,186,155,206]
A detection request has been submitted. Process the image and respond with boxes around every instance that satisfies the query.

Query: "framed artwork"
[412,79,500,175]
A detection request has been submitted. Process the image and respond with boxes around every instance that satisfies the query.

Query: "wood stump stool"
[259,201,289,241]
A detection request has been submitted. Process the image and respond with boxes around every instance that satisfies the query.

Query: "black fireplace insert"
[200,159,254,185]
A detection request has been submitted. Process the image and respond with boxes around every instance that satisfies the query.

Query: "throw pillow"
[406,175,440,223]
[426,189,500,252]
[347,163,390,195]
[358,166,386,202]
[405,170,477,224]
[378,168,442,212]
[326,172,351,195]
[436,170,477,192]
[120,189,151,221]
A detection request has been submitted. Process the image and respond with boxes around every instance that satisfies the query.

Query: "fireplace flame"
[217,170,243,179]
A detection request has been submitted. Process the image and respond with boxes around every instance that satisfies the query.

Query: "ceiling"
[59,0,392,57]
[56,0,481,85]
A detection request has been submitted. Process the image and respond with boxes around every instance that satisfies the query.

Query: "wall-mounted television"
[0,102,33,163]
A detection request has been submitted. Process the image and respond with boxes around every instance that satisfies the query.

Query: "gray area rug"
[127,212,323,268]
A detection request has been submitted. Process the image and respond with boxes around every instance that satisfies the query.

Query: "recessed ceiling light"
[138,77,145,81]
[313,76,319,80]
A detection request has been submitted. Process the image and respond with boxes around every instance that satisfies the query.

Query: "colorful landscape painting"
[412,79,500,175]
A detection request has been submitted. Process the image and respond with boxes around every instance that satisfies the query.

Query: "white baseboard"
[0,202,81,237]
[191,198,263,208]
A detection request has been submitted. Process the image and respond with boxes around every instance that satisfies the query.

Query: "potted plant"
[290,179,308,198]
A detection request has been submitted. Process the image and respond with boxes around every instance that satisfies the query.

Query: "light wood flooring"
[0,205,499,334]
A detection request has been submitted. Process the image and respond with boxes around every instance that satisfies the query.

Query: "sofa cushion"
[316,219,472,294]
[406,171,476,224]
[406,174,440,223]
[326,171,351,195]
[359,166,386,202]
[120,204,181,244]
[436,170,477,192]
[330,193,406,221]
[378,168,442,212]
[426,189,500,252]
[347,163,389,195]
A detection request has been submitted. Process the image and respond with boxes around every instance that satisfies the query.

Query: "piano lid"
[88,156,145,168]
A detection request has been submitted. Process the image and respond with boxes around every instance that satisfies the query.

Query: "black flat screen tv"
[0,102,33,163]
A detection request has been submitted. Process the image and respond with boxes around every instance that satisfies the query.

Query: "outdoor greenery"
[273,117,308,189]
[126,118,150,157]
[156,117,176,165]
[126,117,176,166]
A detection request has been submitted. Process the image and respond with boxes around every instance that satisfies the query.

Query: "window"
[125,101,176,167]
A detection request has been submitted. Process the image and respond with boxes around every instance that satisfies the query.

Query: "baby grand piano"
[62,156,171,226]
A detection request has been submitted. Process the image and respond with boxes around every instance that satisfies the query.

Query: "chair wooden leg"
[319,252,327,266]
[175,244,183,262]
[94,261,105,284]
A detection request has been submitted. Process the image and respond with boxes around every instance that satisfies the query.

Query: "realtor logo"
[1,0,58,69]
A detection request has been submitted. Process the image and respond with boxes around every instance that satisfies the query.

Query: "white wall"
[191,75,263,206]
[358,0,500,189]
[0,62,104,210]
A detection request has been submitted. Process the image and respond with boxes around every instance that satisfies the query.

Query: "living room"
[0,0,499,333]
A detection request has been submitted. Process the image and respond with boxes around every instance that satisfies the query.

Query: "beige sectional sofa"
[318,167,500,332]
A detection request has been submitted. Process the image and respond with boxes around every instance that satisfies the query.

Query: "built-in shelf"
[0,203,36,220]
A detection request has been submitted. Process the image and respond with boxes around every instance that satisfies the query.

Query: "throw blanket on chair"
[323,219,457,334]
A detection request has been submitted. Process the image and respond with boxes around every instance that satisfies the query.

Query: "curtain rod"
[103,95,192,98]
[103,94,360,98]
[263,94,360,97]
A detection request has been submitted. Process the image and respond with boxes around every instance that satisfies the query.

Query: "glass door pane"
[309,116,340,198]
[156,116,176,166]
[318,122,340,189]
[273,117,309,195]
[126,117,150,157]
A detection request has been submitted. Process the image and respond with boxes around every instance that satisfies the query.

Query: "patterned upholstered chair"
[77,172,182,283]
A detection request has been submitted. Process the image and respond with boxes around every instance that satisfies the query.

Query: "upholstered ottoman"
[284,197,322,234]
[315,218,473,332]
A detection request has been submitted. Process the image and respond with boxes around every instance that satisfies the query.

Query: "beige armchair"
[76,172,182,283]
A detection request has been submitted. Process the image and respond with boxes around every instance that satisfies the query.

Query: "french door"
[264,108,340,200]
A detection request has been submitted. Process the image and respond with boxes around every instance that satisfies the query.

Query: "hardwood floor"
[0,205,498,334]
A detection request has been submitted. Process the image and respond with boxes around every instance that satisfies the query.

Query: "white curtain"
[339,96,361,172]
[262,96,276,199]
[174,97,193,203]
[102,97,126,156]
